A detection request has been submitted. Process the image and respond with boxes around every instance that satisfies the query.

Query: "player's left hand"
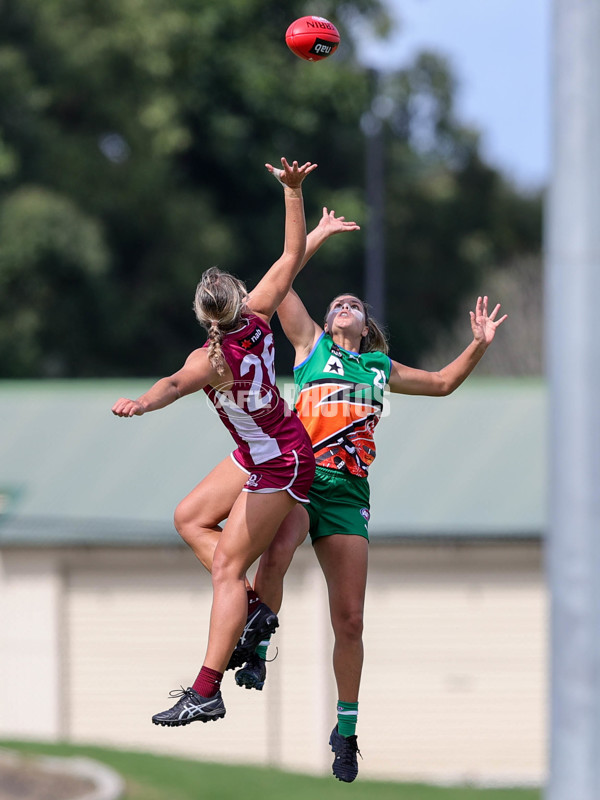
[111,398,145,417]
[470,296,508,346]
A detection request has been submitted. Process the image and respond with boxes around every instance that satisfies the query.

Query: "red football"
[285,16,340,62]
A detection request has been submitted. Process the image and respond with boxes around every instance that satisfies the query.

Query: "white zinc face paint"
[326,298,365,330]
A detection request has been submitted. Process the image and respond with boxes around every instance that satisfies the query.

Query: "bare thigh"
[175,455,246,531]
[212,489,299,580]
[253,503,309,610]
[314,534,369,624]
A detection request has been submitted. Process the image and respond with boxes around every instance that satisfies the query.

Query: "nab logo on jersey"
[238,326,264,350]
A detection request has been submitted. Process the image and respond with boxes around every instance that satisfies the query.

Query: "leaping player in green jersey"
[235,174,508,783]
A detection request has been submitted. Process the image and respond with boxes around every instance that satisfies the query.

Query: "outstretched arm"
[388,296,508,396]
[246,157,316,321]
[111,348,218,417]
[277,207,361,361]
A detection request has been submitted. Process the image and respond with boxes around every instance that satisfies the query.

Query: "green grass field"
[0,740,542,800]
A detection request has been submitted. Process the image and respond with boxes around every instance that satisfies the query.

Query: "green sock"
[255,636,271,660]
[337,700,358,737]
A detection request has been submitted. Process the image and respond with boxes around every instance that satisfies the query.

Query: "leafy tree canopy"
[0,0,540,377]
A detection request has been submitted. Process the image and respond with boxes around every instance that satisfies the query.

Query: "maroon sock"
[192,666,223,698]
[247,589,261,615]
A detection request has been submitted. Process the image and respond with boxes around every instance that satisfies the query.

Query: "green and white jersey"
[294,332,391,478]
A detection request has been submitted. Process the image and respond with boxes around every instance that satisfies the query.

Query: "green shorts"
[306,466,371,543]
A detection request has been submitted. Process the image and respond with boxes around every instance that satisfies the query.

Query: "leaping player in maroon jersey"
[112,157,317,726]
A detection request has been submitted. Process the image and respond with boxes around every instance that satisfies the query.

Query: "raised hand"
[265,157,318,188]
[315,206,360,236]
[470,296,508,346]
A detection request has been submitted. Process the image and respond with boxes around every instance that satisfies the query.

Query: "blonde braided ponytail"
[206,321,226,376]
[194,267,248,375]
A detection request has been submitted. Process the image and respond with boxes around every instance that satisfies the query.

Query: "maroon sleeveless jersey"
[203,314,310,467]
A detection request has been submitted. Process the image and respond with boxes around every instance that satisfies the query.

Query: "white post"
[545,1,600,798]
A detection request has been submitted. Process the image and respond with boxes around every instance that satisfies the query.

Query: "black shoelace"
[167,687,194,700]
[339,736,362,763]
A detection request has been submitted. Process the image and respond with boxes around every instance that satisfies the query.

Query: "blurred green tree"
[378,55,542,365]
[0,186,110,375]
[0,0,540,377]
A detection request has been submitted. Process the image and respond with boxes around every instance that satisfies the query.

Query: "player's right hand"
[265,157,317,188]
[316,207,361,236]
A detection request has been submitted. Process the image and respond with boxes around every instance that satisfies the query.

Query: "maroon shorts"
[231,438,315,503]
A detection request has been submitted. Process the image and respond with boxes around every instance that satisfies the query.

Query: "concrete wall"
[0,551,65,738]
[0,540,547,785]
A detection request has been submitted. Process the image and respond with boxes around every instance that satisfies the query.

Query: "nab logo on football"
[310,38,336,57]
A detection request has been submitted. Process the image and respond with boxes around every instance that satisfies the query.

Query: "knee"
[332,608,364,643]
[211,550,242,587]
[173,498,214,547]
[260,535,296,577]
[260,516,306,575]
[173,503,185,535]
[173,502,193,545]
